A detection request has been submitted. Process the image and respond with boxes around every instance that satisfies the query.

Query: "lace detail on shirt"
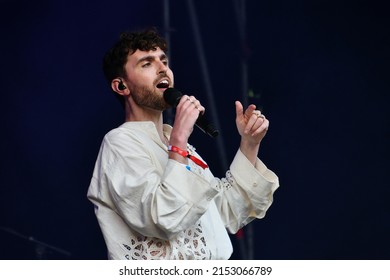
[217,170,235,191]
[122,221,211,260]
[123,236,170,260]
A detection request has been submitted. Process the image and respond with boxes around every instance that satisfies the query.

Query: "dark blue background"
[0,0,388,259]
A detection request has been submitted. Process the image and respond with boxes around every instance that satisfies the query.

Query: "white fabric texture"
[87,121,279,260]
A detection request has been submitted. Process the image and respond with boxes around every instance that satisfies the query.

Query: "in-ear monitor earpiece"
[118,80,126,90]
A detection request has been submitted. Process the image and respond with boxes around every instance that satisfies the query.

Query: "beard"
[130,84,170,111]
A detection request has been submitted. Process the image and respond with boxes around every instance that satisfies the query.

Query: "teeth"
[157,79,169,88]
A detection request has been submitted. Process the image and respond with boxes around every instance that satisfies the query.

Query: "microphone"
[164,88,219,138]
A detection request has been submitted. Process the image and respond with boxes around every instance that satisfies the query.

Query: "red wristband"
[168,145,208,169]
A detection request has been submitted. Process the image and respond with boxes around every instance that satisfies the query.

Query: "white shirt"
[87,121,279,259]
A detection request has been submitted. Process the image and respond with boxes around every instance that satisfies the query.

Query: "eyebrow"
[136,53,168,65]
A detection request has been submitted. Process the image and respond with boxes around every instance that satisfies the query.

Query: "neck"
[124,100,166,145]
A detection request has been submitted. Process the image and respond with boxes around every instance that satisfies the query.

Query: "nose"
[157,61,168,74]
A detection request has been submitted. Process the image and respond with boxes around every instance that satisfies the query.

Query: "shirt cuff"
[230,149,279,195]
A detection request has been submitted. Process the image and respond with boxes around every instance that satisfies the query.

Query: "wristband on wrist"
[168,145,209,169]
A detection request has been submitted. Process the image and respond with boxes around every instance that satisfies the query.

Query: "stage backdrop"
[0,0,388,259]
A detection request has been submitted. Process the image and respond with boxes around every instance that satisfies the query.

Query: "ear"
[111,78,129,96]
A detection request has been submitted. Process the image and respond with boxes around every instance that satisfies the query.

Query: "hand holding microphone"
[164,88,219,138]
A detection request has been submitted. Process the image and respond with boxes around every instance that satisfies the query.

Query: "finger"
[251,109,264,118]
[187,96,205,114]
[191,99,203,112]
[181,95,200,111]
[188,95,196,103]
[235,101,244,118]
[251,119,269,136]
[247,111,267,133]
[194,103,205,115]
[178,95,191,107]
[245,112,260,133]
[244,104,257,119]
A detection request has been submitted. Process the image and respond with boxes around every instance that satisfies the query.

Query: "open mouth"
[156,79,169,89]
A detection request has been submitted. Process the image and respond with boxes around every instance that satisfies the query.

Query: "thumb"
[235,101,244,119]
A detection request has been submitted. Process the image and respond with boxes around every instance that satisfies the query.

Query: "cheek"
[168,70,174,83]
[128,72,152,86]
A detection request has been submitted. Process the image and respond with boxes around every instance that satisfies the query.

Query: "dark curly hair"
[102,28,168,107]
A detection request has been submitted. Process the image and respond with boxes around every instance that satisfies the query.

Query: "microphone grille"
[163,88,183,107]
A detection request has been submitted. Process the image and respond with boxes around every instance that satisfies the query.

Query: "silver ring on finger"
[252,110,261,118]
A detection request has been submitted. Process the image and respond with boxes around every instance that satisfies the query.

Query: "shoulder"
[104,122,153,144]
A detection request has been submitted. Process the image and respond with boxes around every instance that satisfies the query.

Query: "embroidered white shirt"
[87,122,279,259]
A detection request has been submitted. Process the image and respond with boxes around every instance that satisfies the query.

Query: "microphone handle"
[195,114,219,138]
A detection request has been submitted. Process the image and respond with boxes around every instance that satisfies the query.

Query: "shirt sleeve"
[99,133,219,240]
[212,148,280,234]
